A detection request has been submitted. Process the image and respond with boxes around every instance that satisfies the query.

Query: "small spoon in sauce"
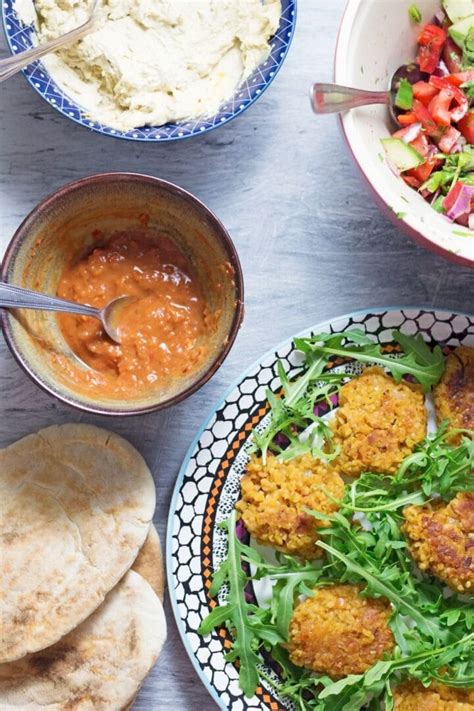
[0,282,131,344]
[311,64,427,125]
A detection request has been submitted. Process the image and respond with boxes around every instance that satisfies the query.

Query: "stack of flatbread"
[0,424,166,710]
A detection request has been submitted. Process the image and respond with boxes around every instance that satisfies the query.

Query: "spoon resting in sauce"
[0,282,131,344]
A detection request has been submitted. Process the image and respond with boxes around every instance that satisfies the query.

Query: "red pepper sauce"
[56,230,209,397]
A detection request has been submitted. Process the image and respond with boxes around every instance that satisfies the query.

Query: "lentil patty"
[393,680,474,710]
[434,346,474,440]
[402,493,474,593]
[331,367,427,477]
[236,454,344,559]
[286,584,394,678]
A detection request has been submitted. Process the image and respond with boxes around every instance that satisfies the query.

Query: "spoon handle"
[0,282,100,318]
[0,12,95,83]
[311,83,389,114]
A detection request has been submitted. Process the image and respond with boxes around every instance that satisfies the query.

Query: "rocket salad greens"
[199,429,474,710]
[197,330,474,709]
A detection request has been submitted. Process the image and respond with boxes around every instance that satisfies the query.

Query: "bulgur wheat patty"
[236,454,344,559]
[393,680,474,710]
[402,493,474,593]
[287,584,394,678]
[434,346,474,439]
[331,366,427,477]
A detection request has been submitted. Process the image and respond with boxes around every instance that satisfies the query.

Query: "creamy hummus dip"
[18,0,281,131]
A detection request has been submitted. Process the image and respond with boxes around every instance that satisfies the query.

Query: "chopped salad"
[382,0,474,230]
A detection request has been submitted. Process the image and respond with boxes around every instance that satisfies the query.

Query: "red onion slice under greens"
[469,213,474,230]
[443,183,474,221]
[433,59,449,77]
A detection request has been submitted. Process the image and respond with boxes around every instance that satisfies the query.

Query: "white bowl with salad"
[336,0,474,267]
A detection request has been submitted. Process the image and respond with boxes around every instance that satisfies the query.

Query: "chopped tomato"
[405,133,442,182]
[458,110,474,144]
[409,133,431,157]
[429,76,469,123]
[412,99,443,138]
[445,70,474,87]
[398,112,419,126]
[413,81,439,107]
[429,89,454,126]
[407,157,440,183]
[400,129,441,187]
[443,37,464,74]
[443,181,465,213]
[438,125,461,153]
[416,24,447,74]
[403,175,422,189]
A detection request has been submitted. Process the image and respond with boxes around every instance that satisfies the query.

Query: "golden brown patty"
[331,367,427,477]
[286,584,394,678]
[236,454,344,559]
[434,346,474,439]
[393,680,474,710]
[403,493,474,593]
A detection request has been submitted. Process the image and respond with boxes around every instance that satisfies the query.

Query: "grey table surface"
[0,1,473,710]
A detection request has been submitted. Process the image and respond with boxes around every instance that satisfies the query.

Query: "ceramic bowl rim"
[0,172,245,416]
[334,0,473,269]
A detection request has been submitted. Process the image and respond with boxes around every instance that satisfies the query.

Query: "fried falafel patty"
[434,346,474,439]
[236,454,344,559]
[331,366,427,477]
[402,493,474,593]
[286,584,394,678]
[393,680,474,710]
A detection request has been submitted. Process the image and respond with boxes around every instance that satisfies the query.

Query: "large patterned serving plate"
[2,0,296,142]
[167,308,474,711]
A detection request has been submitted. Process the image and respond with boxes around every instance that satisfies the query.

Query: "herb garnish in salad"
[382,0,474,230]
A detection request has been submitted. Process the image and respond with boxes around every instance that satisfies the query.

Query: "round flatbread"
[0,570,167,710]
[132,525,165,601]
[0,424,155,663]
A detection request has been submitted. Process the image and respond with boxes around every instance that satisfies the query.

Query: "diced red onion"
[434,7,446,24]
[469,213,474,230]
[445,184,474,221]
[401,122,422,144]
[434,59,449,77]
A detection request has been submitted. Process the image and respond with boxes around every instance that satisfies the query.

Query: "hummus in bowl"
[7,0,296,140]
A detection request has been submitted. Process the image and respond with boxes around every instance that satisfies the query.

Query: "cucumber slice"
[449,14,474,48]
[381,138,425,173]
[443,0,474,23]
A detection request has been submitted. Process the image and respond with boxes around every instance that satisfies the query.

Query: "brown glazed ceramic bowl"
[1,173,244,415]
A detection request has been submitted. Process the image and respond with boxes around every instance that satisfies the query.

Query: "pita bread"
[0,570,167,710]
[132,525,165,601]
[0,424,155,663]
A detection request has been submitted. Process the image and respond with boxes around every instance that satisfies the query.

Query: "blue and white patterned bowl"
[2,0,296,141]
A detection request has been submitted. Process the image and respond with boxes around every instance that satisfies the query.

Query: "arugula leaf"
[198,511,263,697]
[250,329,445,464]
[298,330,444,392]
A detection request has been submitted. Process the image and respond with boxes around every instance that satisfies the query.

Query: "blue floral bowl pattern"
[2,0,296,141]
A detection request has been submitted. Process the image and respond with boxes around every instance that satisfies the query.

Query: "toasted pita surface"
[0,424,155,663]
[0,570,167,710]
[132,525,165,601]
